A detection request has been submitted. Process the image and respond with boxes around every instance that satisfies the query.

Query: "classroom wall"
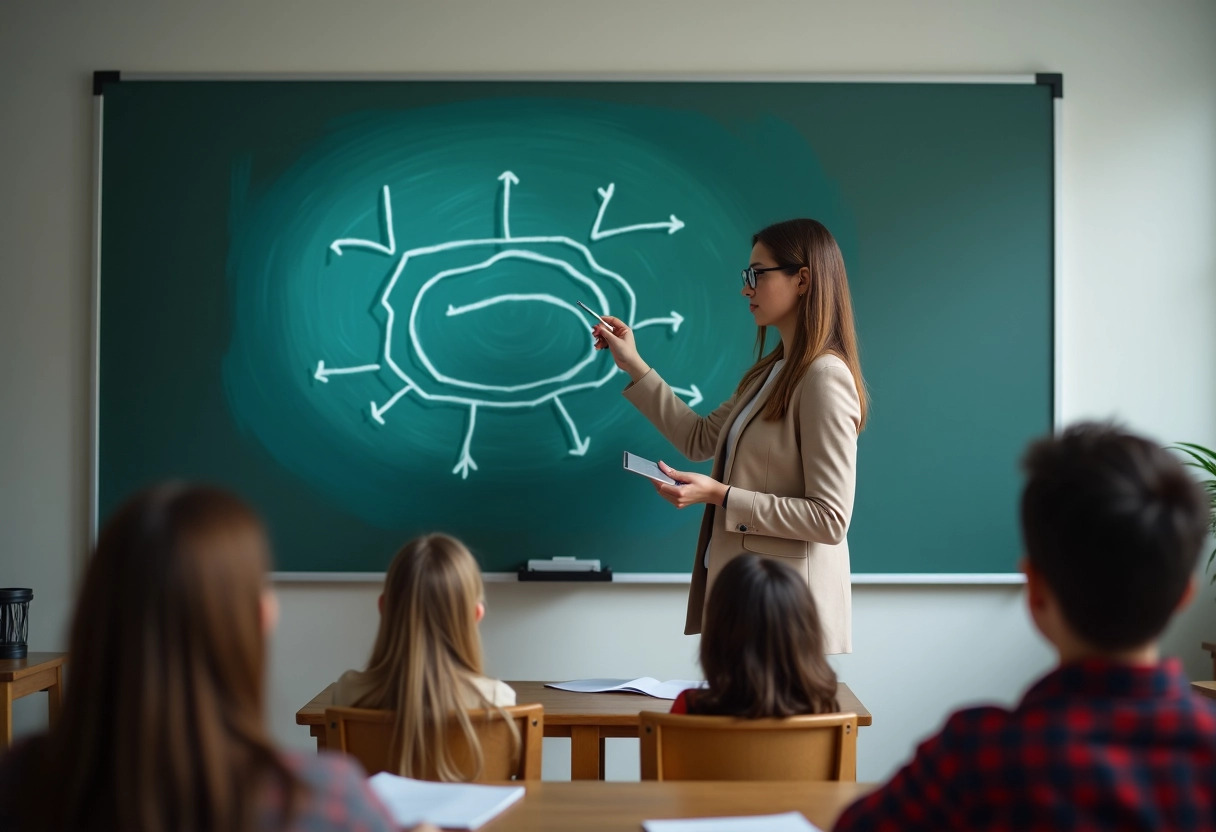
[2,0,1214,781]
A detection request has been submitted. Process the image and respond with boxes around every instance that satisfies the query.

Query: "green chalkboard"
[96,77,1054,576]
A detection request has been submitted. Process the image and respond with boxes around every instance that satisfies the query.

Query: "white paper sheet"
[545,677,705,700]
[367,773,525,830]
[643,811,823,832]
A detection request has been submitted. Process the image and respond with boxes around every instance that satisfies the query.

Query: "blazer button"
[737,524,748,532]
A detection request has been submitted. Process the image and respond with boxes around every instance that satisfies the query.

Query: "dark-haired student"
[834,423,1216,832]
[0,484,435,832]
[672,553,839,716]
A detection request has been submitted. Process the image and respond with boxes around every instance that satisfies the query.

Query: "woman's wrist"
[626,360,651,383]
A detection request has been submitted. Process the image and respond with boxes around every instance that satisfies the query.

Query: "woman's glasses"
[741,264,801,290]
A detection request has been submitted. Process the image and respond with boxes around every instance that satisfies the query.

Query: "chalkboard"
[94,76,1055,577]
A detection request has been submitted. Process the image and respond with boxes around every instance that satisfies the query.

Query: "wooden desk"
[296,680,872,780]
[0,652,66,749]
[1192,681,1216,702]
[479,780,875,831]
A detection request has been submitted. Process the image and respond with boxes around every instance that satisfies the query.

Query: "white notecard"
[643,811,823,832]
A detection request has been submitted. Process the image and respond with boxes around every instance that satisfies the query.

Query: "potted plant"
[1172,442,1216,679]
[1172,442,1216,582]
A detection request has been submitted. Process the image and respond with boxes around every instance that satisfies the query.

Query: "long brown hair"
[17,483,300,832]
[349,533,518,781]
[690,555,839,718]
[736,218,868,429]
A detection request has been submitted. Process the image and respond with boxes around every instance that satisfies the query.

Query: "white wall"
[2,0,1214,782]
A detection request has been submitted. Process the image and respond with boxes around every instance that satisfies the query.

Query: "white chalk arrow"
[590,182,685,241]
[314,360,381,383]
[452,405,479,478]
[553,397,591,456]
[672,384,703,408]
[632,311,685,333]
[498,171,519,239]
[330,185,396,256]
[370,382,414,425]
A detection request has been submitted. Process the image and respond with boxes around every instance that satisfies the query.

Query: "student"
[672,553,840,716]
[0,483,408,832]
[331,533,516,781]
[594,218,866,653]
[834,423,1216,831]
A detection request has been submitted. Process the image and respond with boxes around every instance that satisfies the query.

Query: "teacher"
[593,219,867,653]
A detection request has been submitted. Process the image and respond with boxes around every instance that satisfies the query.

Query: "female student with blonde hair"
[0,483,402,832]
[332,533,516,781]
[671,554,839,716]
[595,218,867,653]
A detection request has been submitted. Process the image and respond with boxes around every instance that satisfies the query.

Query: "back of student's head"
[361,533,511,780]
[694,554,839,718]
[24,483,298,832]
[1021,422,1211,651]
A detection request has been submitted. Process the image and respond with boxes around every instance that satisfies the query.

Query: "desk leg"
[570,726,601,780]
[46,666,63,727]
[0,683,12,750]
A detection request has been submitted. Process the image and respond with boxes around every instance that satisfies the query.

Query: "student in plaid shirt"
[835,423,1216,831]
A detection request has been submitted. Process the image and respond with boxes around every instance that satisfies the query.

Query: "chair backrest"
[324,703,544,781]
[640,710,858,781]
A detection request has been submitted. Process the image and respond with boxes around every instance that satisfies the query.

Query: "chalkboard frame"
[88,72,1061,585]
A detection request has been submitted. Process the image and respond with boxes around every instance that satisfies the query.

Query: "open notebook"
[546,677,705,700]
[644,811,823,832]
[367,773,524,830]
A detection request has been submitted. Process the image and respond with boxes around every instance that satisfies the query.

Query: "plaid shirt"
[270,750,397,832]
[834,659,1216,832]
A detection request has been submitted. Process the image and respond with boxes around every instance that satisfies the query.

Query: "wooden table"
[296,680,871,780]
[1192,681,1216,702]
[0,652,66,749]
[478,780,875,831]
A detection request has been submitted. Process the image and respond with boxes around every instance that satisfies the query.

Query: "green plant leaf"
[1172,443,1216,477]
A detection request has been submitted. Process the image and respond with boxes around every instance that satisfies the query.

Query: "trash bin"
[0,588,33,659]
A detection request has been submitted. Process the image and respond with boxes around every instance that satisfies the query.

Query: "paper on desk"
[367,772,524,830]
[545,677,705,700]
[643,811,823,832]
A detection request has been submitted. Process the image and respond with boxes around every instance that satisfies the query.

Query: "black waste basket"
[0,588,33,659]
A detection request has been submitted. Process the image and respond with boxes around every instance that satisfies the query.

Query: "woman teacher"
[593,219,867,653]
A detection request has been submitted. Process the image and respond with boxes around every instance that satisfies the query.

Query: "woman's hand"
[651,461,729,509]
[592,315,650,382]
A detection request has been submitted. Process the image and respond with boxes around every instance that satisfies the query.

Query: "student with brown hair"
[594,218,867,653]
[671,554,839,717]
[834,423,1216,831]
[0,483,405,832]
[331,533,517,781]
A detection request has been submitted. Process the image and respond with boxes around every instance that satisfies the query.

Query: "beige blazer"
[623,353,860,654]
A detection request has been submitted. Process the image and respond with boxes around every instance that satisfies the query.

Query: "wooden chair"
[324,703,544,781]
[640,711,859,782]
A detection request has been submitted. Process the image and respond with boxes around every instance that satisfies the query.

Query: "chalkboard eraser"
[518,567,613,582]
[527,556,601,572]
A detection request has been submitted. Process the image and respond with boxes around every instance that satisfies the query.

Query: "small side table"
[0,652,66,749]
